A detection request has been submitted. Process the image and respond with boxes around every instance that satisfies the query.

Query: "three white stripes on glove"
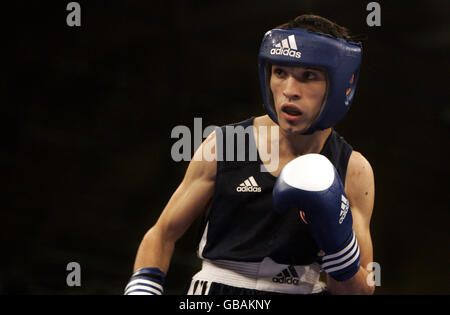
[321,231,361,280]
[124,267,165,295]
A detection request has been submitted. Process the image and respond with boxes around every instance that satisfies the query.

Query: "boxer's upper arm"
[154,132,217,243]
[345,151,375,269]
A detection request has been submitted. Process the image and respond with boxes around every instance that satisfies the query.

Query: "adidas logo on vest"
[272,265,300,286]
[270,34,301,59]
[236,176,261,192]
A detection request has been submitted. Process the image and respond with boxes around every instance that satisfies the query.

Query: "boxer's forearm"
[327,266,375,295]
[124,227,173,295]
[133,226,175,274]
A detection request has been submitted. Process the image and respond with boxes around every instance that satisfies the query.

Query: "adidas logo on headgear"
[236,176,261,192]
[272,265,300,285]
[270,34,301,59]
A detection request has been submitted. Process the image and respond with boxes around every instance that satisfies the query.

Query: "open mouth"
[281,104,303,119]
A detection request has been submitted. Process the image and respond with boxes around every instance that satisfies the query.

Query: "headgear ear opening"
[258,28,362,134]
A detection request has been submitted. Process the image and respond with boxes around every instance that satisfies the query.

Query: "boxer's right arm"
[125,132,217,294]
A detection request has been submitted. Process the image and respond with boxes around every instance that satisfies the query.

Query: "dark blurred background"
[2,0,449,294]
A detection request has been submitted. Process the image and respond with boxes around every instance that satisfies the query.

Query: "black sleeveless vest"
[198,117,353,266]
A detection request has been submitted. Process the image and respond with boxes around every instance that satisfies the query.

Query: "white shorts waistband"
[187,257,325,295]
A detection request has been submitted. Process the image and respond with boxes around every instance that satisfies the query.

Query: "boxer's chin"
[279,119,311,136]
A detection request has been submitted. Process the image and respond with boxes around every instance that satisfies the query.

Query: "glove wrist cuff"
[124,267,165,295]
[321,230,361,281]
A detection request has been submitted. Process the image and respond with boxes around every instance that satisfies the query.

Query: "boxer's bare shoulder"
[345,151,375,219]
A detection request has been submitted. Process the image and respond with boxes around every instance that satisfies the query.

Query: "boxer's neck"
[278,126,332,157]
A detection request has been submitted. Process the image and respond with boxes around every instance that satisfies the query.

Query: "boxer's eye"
[303,71,317,80]
[273,67,286,77]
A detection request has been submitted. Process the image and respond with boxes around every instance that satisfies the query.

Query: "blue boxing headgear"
[258,28,362,134]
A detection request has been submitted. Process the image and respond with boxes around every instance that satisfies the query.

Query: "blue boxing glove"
[273,154,360,281]
[124,267,165,295]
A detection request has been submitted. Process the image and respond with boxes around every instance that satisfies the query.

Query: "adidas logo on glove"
[236,176,261,192]
[270,34,301,59]
[339,195,349,224]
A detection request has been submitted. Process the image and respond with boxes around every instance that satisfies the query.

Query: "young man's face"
[270,65,327,134]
